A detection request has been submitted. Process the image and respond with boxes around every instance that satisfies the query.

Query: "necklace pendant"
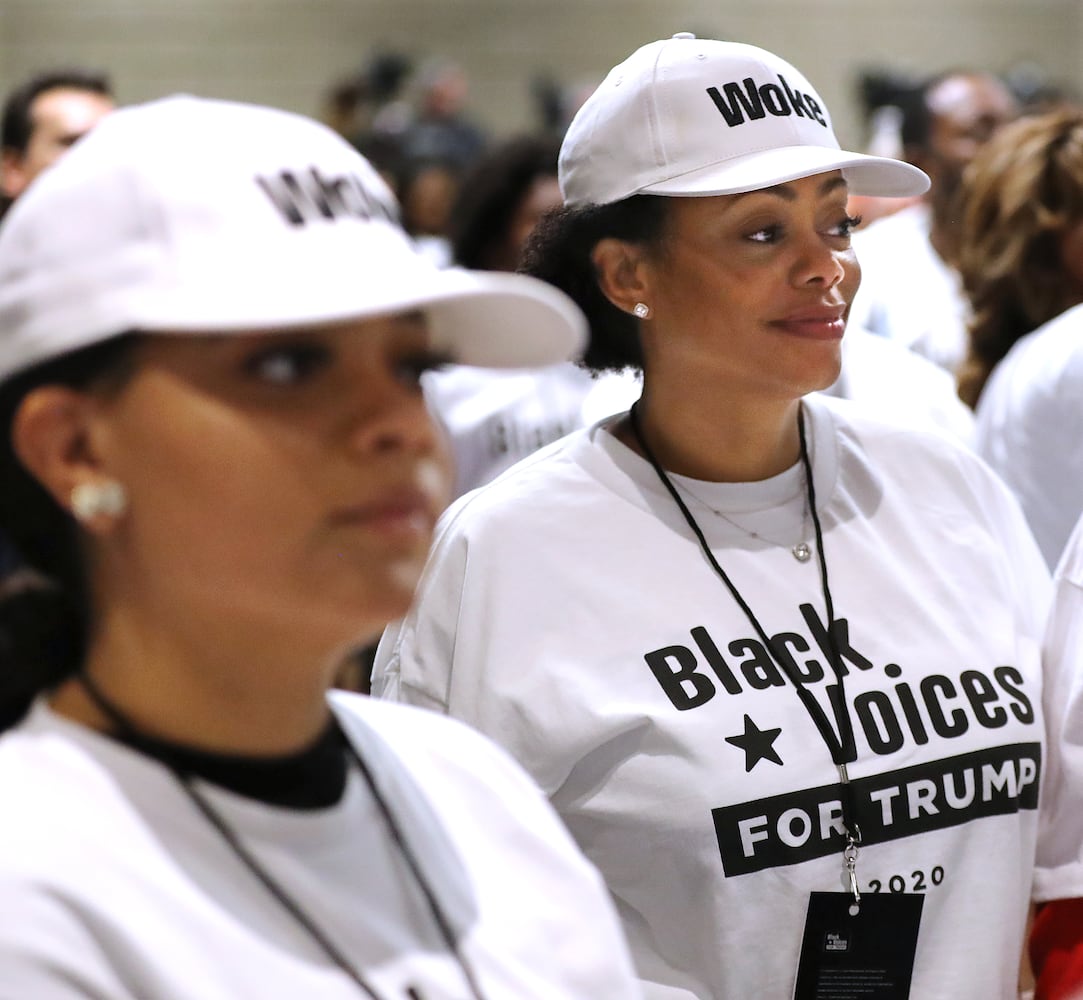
[792,541,812,563]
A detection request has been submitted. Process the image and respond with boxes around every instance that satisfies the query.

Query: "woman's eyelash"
[243,344,330,383]
[747,213,863,243]
[748,224,781,242]
[241,342,451,388]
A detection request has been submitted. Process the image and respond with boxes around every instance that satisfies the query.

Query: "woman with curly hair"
[374,33,1062,999]
[957,105,1083,566]
[957,106,1083,407]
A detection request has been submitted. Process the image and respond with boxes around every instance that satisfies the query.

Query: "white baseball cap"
[0,95,587,384]
[560,33,929,206]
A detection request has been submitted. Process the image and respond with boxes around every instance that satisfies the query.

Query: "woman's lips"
[770,309,847,340]
[329,490,436,538]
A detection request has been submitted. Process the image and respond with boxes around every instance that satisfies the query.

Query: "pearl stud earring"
[633,302,651,319]
[71,480,129,523]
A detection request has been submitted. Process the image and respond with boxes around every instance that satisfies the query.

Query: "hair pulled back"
[447,133,561,270]
[520,194,668,373]
[0,335,137,728]
[957,106,1083,408]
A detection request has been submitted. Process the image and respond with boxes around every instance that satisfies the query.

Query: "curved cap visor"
[0,95,587,384]
[413,270,588,367]
[639,145,929,199]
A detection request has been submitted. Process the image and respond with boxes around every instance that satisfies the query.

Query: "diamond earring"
[633,302,651,319]
[71,480,129,523]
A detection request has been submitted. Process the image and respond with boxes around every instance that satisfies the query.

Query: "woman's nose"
[794,234,847,288]
[344,383,441,457]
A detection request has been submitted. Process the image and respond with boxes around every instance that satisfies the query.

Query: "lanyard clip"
[837,762,862,913]
[843,833,861,914]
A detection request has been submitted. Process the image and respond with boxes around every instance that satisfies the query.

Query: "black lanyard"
[76,673,487,1000]
[627,402,863,881]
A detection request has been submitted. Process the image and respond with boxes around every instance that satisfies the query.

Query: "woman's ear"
[11,386,125,533]
[591,238,654,316]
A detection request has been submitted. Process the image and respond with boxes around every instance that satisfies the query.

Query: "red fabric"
[1032,900,1083,1000]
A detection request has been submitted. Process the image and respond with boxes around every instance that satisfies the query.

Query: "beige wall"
[1,0,1081,149]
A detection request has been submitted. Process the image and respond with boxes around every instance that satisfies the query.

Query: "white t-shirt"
[423,363,631,498]
[849,204,970,375]
[374,394,1052,999]
[0,693,641,999]
[1036,511,1083,905]
[824,325,973,444]
[972,303,1083,569]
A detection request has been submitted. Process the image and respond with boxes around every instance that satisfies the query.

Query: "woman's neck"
[50,608,347,757]
[614,386,804,483]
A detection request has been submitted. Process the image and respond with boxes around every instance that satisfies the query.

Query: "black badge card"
[793,892,924,1000]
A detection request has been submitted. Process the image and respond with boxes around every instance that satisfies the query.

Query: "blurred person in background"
[0,67,114,578]
[845,68,923,229]
[321,50,414,185]
[955,105,1083,569]
[530,72,602,145]
[448,135,563,274]
[396,155,462,268]
[389,60,491,268]
[425,134,638,497]
[0,93,642,999]
[1,67,114,219]
[849,69,1020,374]
[398,60,487,173]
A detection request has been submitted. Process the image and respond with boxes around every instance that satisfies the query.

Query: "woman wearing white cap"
[373,35,1060,998]
[0,95,642,998]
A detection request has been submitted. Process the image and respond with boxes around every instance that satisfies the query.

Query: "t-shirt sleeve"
[954,441,1052,639]
[1035,513,1083,900]
[370,502,474,712]
[0,882,132,999]
[974,336,1083,569]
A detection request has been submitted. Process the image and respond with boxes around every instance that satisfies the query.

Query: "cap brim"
[640,145,929,199]
[89,225,588,371]
[411,269,589,368]
[0,93,588,383]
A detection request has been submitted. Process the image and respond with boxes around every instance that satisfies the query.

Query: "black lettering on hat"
[779,74,812,122]
[706,79,766,126]
[256,167,398,227]
[706,75,828,129]
[804,94,827,127]
[758,82,789,117]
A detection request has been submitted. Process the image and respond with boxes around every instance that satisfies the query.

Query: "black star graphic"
[725,714,784,772]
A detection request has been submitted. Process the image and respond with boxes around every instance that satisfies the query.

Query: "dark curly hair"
[956,106,1083,408]
[0,335,138,728]
[519,195,669,373]
[447,134,561,270]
